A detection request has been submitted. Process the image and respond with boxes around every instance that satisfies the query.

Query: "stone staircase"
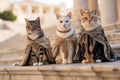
[106,32,120,54]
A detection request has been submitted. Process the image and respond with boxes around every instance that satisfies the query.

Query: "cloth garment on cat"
[52,32,77,64]
[20,36,55,66]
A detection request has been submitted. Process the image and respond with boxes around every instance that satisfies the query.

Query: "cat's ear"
[56,13,61,19]
[91,10,98,15]
[36,17,40,23]
[25,18,29,24]
[67,12,71,19]
[80,9,86,16]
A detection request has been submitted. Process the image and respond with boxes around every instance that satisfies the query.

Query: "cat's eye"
[66,20,69,23]
[91,17,94,19]
[60,20,63,23]
[84,17,88,20]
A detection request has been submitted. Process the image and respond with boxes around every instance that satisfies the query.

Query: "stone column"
[116,0,120,24]
[72,0,88,29]
[100,0,117,27]
[88,0,98,11]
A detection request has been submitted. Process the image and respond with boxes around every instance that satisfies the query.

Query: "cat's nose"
[64,24,66,27]
[89,21,91,23]
[28,33,31,35]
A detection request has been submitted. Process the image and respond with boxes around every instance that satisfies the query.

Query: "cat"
[13,17,54,66]
[52,12,77,64]
[79,9,102,63]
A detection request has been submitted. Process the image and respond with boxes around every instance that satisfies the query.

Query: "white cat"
[52,12,77,64]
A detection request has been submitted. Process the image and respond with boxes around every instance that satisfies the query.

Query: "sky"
[9,0,73,8]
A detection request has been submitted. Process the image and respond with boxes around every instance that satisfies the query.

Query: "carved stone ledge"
[0,61,120,80]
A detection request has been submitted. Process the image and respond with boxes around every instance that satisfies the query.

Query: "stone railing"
[0,61,120,80]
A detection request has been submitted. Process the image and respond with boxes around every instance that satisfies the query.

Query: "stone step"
[0,50,24,60]
[0,61,120,80]
[0,57,22,66]
[0,30,19,43]
[111,44,120,54]
[107,32,120,44]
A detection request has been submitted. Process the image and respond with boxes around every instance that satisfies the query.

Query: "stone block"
[0,66,10,80]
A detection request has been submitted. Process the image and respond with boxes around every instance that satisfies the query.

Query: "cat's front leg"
[38,54,43,66]
[60,48,67,64]
[38,48,44,66]
[31,52,38,66]
[68,44,74,64]
[62,59,67,64]
[94,50,102,63]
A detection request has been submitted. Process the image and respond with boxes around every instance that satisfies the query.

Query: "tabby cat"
[14,17,54,66]
[80,9,101,63]
[52,12,77,64]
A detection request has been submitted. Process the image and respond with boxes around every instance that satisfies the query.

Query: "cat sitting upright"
[74,9,120,63]
[14,17,54,66]
[52,12,77,64]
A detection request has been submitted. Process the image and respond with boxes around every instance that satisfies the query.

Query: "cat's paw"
[38,62,43,66]
[95,59,102,63]
[62,60,67,64]
[12,62,20,66]
[68,60,73,64]
[33,63,38,66]
[82,60,87,63]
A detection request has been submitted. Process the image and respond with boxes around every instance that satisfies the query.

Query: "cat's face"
[80,9,100,27]
[25,17,44,40]
[56,12,72,31]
